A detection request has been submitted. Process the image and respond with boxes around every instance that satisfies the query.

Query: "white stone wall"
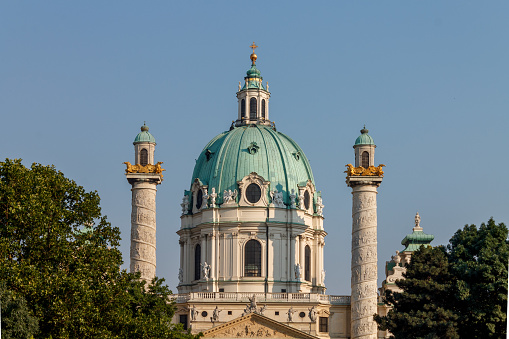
[130,181,158,282]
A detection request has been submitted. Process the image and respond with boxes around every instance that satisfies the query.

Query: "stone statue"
[223,189,237,204]
[298,191,305,210]
[321,269,326,284]
[211,306,221,322]
[181,195,189,214]
[392,250,401,265]
[289,189,297,208]
[248,294,257,310]
[259,304,267,316]
[308,306,317,322]
[287,307,295,322]
[190,305,198,321]
[209,187,217,207]
[238,81,241,91]
[316,196,324,216]
[266,81,269,91]
[415,212,421,228]
[201,262,211,279]
[404,255,411,265]
[294,263,302,280]
[270,189,284,208]
[202,188,209,208]
[178,268,183,283]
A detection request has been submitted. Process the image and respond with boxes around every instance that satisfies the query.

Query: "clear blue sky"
[1,1,508,295]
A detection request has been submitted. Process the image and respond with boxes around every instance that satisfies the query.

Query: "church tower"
[124,123,164,282]
[345,127,384,339]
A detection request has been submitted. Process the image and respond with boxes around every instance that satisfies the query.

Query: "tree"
[375,218,508,339]
[0,282,39,339]
[0,159,197,339]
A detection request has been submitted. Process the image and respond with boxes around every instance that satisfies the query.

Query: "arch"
[250,97,257,120]
[305,245,311,281]
[244,239,261,277]
[362,151,369,168]
[194,244,201,280]
[241,99,246,118]
[261,99,266,119]
[140,148,148,166]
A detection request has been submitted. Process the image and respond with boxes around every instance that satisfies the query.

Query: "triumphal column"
[345,127,384,339]
[124,123,164,282]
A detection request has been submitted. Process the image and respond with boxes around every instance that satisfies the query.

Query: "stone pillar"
[129,177,160,282]
[347,177,382,339]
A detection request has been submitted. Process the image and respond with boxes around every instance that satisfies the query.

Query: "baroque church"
[124,44,434,339]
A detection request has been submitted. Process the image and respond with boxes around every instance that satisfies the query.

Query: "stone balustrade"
[172,292,350,305]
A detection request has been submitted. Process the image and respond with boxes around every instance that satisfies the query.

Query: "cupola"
[133,123,156,166]
[236,42,271,126]
[353,126,376,168]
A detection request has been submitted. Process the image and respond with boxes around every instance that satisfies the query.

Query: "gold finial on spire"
[249,41,258,65]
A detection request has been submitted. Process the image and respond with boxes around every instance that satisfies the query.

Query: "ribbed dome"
[191,124,315,204]
[354,127,374,146]
[134,124,156,144]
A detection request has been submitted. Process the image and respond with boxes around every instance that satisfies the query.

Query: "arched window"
[362,151,369,168]
[304,191,310,210]
[194,244,201,280]
[140,148,148,166]
[196,190,203,210]
[305,245,311,281]
[241,99,246,118]
[250,98,257,120]
[245,240,261,277]
[261,99,266,119]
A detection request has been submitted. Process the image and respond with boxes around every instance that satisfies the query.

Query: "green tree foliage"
[375,218,508,339]
[0,159,198,339]
[0,282,39,339]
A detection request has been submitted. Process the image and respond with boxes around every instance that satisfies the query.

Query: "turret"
[235,42,271,126]
[354,126,376,168]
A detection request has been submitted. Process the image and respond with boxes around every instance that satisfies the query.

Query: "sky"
[1,1,508,295]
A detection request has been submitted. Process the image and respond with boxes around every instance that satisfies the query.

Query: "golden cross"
[249,42,258,53]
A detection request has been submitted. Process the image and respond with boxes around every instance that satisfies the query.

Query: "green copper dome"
[190,124,315,205]
[401,229,434,252]
[134,123,156,144]
[354,126,375,146]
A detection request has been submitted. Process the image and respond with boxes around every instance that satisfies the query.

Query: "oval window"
[304,190,310,210]
[196,190,203,209]
[246,183,261,203]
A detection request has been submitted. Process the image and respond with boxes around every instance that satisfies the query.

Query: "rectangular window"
[228,311,232,315]
[319,317,328,332]
[179,314,188,330]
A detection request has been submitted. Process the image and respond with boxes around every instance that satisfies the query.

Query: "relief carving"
[133,189,156,208]
[352,246,377,266]
[352,229,377,248]
[352,318,377,337]
[352,282,378,302]
[353,194,376,211]
[352,210,377,228]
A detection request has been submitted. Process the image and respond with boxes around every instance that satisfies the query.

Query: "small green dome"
[190,124,315,205]
[246,65,262,78]
[134,123,156,144]
[401,230,434,252]
[354,126,375,146]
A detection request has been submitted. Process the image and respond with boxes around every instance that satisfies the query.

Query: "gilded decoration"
[124,162,165,176]
[345,164,385,177]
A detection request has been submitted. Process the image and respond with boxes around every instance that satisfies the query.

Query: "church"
[124,44,434,339]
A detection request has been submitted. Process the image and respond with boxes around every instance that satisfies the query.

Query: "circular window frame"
[201,311,208,317]
[245,183,262,204]
[299,311,306,318]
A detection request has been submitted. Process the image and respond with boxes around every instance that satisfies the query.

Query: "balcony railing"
[172,292,350,305]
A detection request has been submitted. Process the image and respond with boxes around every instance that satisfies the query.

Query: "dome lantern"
[236,42,271,127]
[353,125,376,168]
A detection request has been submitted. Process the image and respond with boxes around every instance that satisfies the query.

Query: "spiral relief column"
[125,123,164,282]
[346,126,384,339]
